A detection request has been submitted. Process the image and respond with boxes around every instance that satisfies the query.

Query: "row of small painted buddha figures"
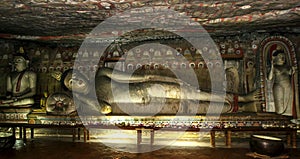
[0,51,294,116]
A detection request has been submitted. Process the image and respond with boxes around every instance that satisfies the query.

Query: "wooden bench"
[0,122,298,149]
[0,123,83,142]
[1,112,297,148]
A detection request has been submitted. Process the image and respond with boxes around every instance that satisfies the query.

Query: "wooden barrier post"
[210,130,216,147]
[225,130,231,147]
[137,129,142,145]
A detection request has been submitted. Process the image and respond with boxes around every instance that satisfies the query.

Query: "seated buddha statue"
[0,54,37,107]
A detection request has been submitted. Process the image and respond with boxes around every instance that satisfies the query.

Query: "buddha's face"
[274,53,285,66]
[64,71,89,94]
[13,56,28,72]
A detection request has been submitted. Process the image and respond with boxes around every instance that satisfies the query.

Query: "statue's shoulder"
[96,67,114,75]
[24,70,37,76]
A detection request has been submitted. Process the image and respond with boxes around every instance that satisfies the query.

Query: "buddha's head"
[61,69,90,95]
[272,50,286,66]
[13,55,29,72]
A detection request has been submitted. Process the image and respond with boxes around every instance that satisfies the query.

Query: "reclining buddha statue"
[52,67,261,115]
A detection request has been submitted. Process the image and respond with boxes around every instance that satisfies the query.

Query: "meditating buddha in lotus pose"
[0,54,37,107]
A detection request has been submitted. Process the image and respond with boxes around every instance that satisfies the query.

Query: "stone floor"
[1,130,300,159]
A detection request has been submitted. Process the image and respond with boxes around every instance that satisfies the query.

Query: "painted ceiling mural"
[0,0,299,42]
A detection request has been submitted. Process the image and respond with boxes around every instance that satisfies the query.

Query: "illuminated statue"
[245,61,256,93]
[224,60,240,93]
[225,67,239,93]
[0,54,37,106]
[53,67,260,114]
[268,50,295,116]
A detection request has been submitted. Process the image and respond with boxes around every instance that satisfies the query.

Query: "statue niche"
[260,36,299,117]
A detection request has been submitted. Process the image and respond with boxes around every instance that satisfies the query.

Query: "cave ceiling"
[0,0,299,44]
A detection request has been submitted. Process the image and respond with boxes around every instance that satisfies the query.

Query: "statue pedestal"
[0,107,32,123]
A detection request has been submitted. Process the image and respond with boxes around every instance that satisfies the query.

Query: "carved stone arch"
[259,36,298,118]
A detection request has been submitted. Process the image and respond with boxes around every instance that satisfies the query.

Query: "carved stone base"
[0,107,32,122]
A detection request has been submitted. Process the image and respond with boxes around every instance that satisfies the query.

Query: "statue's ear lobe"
[50,71,63,81]
[25,60,29,67]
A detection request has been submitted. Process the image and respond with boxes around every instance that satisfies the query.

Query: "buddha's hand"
[0,99,15,104]
[11,97,18,101]
[292,66,297,75]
